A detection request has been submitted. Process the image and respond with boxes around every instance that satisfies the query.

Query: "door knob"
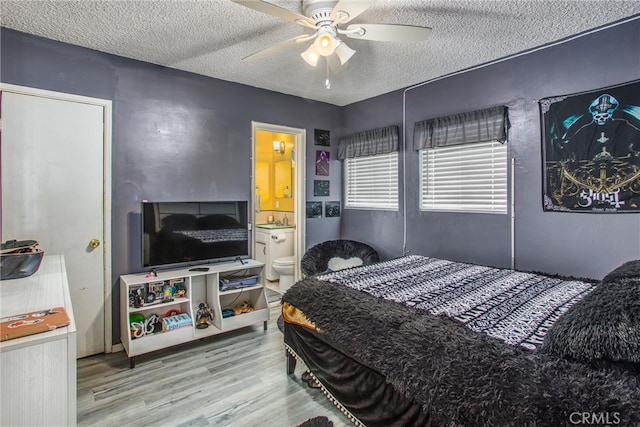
[89,239,101,249]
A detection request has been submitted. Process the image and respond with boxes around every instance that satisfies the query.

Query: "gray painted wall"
[2,19,639,347]
[341,18,640,279]
[1,28,343,345]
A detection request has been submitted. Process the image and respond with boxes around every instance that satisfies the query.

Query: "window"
[344,152,398,210]
[419,140,507,213]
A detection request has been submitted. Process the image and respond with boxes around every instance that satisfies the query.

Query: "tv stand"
[120,259,267,368]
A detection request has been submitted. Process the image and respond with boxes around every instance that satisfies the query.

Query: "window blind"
[420,141,507,213]
[344,152,399,210]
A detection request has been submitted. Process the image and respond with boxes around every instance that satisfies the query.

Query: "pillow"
[541,260,640,364]
[327,256,363,272]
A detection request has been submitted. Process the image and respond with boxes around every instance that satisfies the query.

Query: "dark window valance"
[413,106,509,151]
[338,125,399,160]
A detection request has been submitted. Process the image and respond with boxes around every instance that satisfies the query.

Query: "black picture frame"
[306,201,323,218]
[314,129,330,146]
[313,180,330,197]
[325,201,341,218]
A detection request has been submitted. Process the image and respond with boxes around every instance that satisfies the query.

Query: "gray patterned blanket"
[318,255,596,350]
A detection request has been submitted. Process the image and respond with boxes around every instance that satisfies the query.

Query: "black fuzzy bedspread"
[282,277,640,426]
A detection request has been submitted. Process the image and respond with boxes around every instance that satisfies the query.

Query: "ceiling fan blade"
[330,0,377,24]
[345,23,432,42]
[232,0,314,26]
[243,35,307,62]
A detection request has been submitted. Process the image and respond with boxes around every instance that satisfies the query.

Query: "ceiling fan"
[232,0,432,72]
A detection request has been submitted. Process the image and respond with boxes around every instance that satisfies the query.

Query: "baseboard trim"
[110,343,124,353]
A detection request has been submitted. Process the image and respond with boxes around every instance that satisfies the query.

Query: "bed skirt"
[284,322,433,427]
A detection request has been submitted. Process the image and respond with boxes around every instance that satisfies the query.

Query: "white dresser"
[0,255,77,426]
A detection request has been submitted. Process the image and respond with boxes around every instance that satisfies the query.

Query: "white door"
[1,89,108,357]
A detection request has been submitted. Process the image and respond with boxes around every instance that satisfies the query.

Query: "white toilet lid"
[273,256,295,265]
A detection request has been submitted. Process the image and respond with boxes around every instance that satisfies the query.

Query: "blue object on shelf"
[219,275,258,291]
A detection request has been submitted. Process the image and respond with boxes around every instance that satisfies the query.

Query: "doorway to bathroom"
[251,122,306,296]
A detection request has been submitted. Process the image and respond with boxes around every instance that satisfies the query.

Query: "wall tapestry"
[541,80,640,212]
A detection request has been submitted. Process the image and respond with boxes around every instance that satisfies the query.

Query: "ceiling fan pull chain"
[325,61,331,90]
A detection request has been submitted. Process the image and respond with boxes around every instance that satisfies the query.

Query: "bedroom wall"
[341,17,640,279]
[0,28,343,345]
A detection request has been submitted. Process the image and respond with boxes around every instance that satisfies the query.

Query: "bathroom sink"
[256,223,294,229]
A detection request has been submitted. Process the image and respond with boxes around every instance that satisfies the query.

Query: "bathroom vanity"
[255,224,295,280]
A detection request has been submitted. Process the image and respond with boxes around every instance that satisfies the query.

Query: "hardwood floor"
[77,302,351,427]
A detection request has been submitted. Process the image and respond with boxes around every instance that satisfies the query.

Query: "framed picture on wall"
[315,150,330,176]
[314,129,330,146]
[306,201,323,218]
[325,201,341,218]
[313,180,330,197]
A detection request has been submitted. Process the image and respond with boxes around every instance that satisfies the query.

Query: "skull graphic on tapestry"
[541,80,640,212]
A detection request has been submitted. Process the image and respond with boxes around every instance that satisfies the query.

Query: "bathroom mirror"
[275,160,292,198]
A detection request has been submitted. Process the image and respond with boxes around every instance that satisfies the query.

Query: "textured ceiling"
[1,0,639,106]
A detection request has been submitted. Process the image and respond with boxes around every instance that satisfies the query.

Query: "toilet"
[272,256,295,293]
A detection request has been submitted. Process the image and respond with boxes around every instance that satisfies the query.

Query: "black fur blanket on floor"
[282,274,640,426]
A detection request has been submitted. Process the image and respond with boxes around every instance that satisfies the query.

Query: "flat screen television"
[142,201,249,270]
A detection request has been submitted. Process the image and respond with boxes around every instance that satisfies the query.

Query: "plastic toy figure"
[196,303,213,329]
[129,288,144,308]
[163,284,175,302]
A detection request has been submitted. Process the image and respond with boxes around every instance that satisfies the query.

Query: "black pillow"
[541,260,640,364]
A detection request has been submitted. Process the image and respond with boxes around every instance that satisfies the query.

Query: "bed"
[149,214,248,265]
[281,255,640,426]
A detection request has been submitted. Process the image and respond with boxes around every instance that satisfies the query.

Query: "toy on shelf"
[129,286,144,308]
[172,279,186,298]
[163,283,175,302]
[233,301,254,316]
[162,313,191,331]
[147,314,163,334]
[129,313,163,339]
[148,281,165,305]
[165,309,181,318]
[196,303,214,329]
[129,313,145,339]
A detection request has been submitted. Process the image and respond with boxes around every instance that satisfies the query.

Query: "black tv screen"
[142,201,249,270]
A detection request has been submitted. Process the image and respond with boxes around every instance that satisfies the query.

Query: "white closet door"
[2,90,106,357]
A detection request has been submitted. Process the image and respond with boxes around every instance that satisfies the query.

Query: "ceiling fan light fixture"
[334,40,356,65]
[301,44,320,67]
[314,27,338,56]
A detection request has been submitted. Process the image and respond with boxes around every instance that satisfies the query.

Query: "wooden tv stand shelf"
[120,259,268,368]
